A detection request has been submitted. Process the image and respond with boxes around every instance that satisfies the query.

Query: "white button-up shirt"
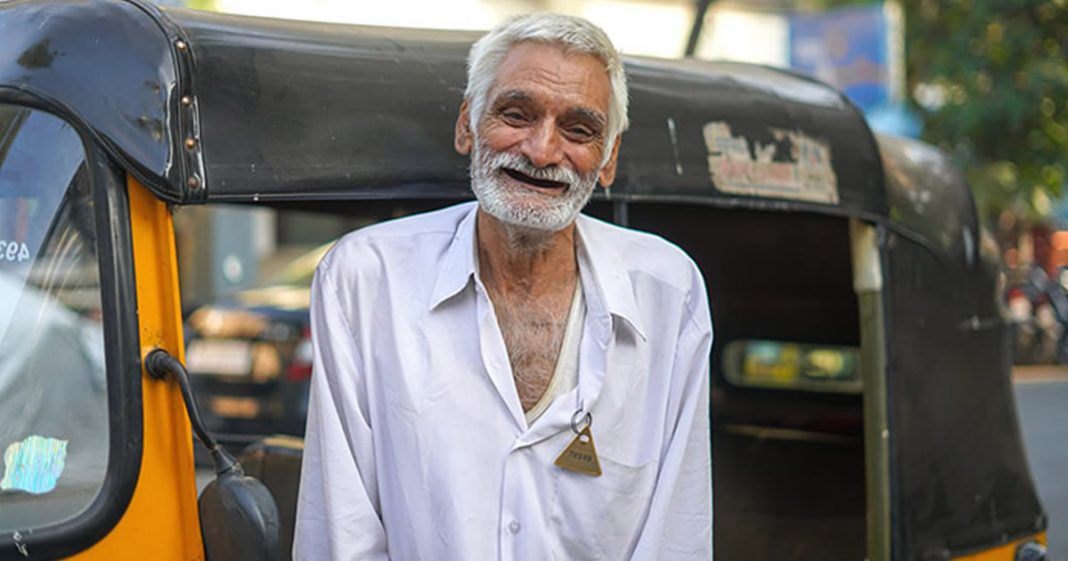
[294,201,713,561]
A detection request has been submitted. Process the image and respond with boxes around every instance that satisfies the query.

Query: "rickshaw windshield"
[0,105,109,532]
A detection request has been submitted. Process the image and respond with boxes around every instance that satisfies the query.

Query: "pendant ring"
[570,410,592,434]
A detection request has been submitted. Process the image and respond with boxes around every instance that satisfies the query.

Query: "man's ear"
[598,136,622,187]
[455,99,473,155]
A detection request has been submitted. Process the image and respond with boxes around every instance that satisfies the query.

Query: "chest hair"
[492,292,570,412]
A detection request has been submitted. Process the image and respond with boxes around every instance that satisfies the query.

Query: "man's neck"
[476,208,578,299]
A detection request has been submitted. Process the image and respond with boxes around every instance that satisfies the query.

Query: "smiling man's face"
[456,41,620,234]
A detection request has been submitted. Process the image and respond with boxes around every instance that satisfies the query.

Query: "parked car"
[184,242,332,444]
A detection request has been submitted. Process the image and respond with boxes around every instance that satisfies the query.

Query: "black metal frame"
[0,103,142,561]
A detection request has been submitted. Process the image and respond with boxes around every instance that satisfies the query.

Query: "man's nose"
[521,119,564,169]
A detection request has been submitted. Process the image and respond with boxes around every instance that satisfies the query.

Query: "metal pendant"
[554,425,602,477]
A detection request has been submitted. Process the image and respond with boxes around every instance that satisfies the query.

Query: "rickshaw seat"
[239,435,305,561]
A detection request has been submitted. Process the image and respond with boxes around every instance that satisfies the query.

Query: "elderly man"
[294,13,713,561]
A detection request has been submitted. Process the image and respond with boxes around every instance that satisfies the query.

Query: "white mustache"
[485,150,580,187]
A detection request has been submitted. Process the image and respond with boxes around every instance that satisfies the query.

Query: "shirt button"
[508,520,521,534]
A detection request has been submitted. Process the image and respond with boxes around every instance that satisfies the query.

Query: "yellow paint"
[67,177,204,560]
[953,533,1047,560]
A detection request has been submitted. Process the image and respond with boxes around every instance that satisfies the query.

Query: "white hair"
[464,13,630,163]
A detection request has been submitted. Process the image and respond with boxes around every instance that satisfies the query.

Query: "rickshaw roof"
[0,0,887,215]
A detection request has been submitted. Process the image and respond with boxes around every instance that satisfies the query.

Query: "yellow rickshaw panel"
[952,533,1047,560]
[67,177,204,560]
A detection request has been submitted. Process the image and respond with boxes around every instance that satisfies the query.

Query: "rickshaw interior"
[636,204,865,560]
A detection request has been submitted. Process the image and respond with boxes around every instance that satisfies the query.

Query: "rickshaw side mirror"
[199,467,281,561]
[144,349,281,560]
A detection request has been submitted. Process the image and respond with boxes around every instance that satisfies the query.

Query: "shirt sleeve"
[293,268,390,561]
[631,266,714,560]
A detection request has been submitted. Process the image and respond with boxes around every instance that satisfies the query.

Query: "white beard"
[469,142,599,238]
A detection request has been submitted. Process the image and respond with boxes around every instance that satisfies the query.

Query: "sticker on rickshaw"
[1,435,68,494]
[0,240,31,263]
[702,121,839,204]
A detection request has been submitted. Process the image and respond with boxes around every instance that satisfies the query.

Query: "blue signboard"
[789,4,920,136]
[789,4,891,112]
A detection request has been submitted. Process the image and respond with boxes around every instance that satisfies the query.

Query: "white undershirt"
[524,284,584,425]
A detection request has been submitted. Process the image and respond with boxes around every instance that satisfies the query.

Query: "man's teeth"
[502,168,567,189]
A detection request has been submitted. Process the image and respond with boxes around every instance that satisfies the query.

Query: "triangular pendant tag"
[554,426,602,477]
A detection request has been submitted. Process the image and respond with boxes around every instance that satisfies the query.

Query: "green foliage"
[904,0,1068,222]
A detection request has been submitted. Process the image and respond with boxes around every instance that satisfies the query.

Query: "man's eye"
[566,126,595,140]
[501,110,528,122]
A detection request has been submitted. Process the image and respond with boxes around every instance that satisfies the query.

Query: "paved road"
[1014,367,1068,558]
[196,468,213,493]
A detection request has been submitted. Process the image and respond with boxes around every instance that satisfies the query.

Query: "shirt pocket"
[549,452,658,561]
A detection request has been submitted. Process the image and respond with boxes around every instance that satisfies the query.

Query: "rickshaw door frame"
[852,219,892,561]
[66,177,206,560]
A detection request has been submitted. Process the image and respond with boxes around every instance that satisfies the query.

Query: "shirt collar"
[574,214,647,342]
[428,202,480,310]
[428,203,647,342]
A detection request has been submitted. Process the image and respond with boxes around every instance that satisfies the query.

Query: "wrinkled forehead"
[485,42,612,117]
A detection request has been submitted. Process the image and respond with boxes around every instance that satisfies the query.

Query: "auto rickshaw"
[0,0,1050,559]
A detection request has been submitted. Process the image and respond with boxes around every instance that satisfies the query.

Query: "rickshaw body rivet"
[176,40,188,51]
[180,95,193,107]
[184,137,197,150]
[188,176,200,189]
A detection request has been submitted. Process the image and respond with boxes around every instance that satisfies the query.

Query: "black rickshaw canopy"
[2,0,884,215]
